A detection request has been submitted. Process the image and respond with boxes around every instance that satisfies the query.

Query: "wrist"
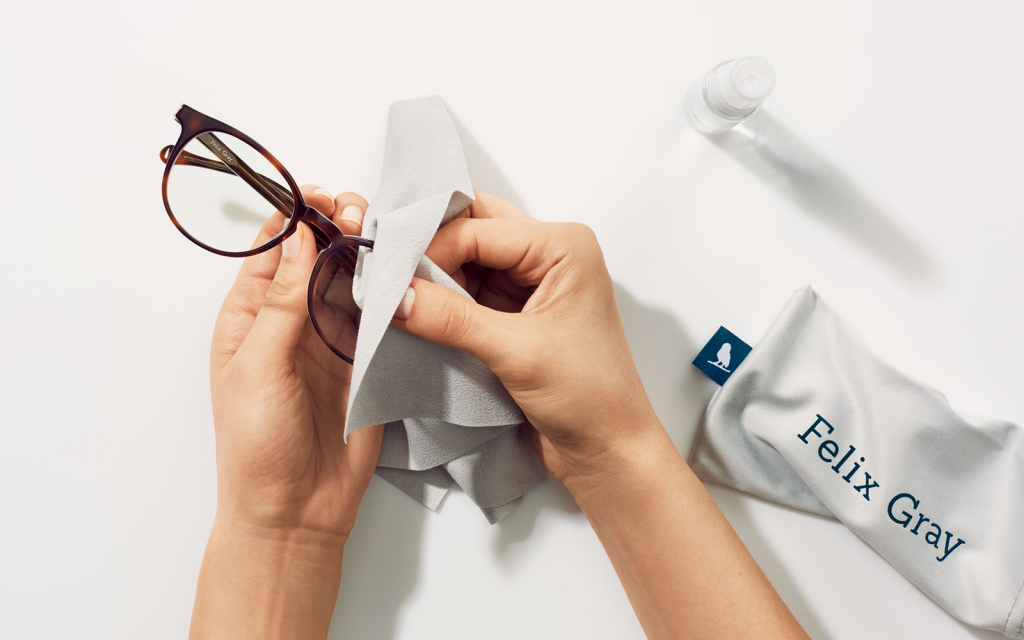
[211,511,349,559]
[214,502,353,548]
[562,424,683,517]
[188,516,346,640]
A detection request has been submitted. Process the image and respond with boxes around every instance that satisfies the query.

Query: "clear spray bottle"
[685,56,776,134]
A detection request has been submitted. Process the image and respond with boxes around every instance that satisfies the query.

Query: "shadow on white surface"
[711,485,1009,640]
[450,111,528,212]
[712,111,936,283]
[493,478,582,560]
[961,621,1011,640]
[614,284,709,456]
[328,477,426,640]
[614,282,838,638]
[708,486,836,640]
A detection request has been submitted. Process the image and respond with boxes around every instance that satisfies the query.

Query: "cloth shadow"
[493,478,582,559]
[328,476,426,640]
[449,111,528,212]
[711,111,936,283]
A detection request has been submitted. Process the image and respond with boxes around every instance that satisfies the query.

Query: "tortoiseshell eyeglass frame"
[160,104,374,363]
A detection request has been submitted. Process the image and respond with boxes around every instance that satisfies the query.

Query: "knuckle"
[566,222,597,242]
[264,277,301,309]
[437,295,471,344]
[560,222,603,262]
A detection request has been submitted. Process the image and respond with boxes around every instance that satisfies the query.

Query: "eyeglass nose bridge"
[296,204,371,251]
[298,205,336,249]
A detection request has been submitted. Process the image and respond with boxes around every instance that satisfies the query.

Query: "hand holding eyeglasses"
[188,185,385,640]
[208,184,381,539]
[166,102,808,639]
[161,105,373,363]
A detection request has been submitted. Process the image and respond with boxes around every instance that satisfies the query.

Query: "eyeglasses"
[159,104,373,363]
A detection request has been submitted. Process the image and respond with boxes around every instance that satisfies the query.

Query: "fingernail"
[314,187,334,201]
[394,286,415,320]
[340,205,364,226]
[282,226,302,258]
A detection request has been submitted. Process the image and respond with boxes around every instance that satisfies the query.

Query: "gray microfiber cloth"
[344,96,547,523]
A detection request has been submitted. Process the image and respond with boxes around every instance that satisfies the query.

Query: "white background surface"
[2,1,1022,638]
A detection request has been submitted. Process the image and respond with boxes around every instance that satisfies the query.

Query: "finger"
[446,191,530,225]
[242,222,318,360]
[468,190,533,220]
[391,277,519,369]
[211,212,289,371]
[450,268,468,290]
[343,422,385,462]
[300,184,337,218]
[424,217,562,287]
[475,269,533,312]
[333,192,368,237]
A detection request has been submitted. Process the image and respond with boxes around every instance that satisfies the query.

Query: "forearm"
[188,515,345,640]
[567,429,809,640]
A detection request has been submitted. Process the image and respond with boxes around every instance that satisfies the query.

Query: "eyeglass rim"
[162,104,375,364]
[307,243,369,365]
[161,104,307,258]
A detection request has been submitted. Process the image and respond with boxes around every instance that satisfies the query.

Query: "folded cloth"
[346,96,547,523]
[690,286,1024,636]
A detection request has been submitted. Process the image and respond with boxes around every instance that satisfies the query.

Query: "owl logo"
[708,343,732,372]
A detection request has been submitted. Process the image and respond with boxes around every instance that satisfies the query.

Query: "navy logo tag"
[693,326,752,386]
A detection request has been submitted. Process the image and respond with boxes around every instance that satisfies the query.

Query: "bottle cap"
[707,56,776,118]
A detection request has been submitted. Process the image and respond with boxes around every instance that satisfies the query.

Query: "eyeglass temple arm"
[159,133,294,216]
[199,132,298,217]
[160,145,295,212]
[160,138,339,251]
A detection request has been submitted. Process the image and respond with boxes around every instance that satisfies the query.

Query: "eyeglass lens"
[311,245,363,358]
[166,132,293,254]
[166,130,362,361]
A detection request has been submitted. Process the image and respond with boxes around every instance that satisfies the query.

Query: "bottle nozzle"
[706,56,776,117]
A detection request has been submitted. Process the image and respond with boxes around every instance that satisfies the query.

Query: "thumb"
[247,223,316,355]
[392,277,519,368]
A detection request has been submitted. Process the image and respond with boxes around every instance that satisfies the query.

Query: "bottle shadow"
[711,111,936,283]
[327,476,426,640]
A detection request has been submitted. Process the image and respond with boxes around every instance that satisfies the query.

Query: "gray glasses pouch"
[690,286,1024,636]
[345,96,547,524]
